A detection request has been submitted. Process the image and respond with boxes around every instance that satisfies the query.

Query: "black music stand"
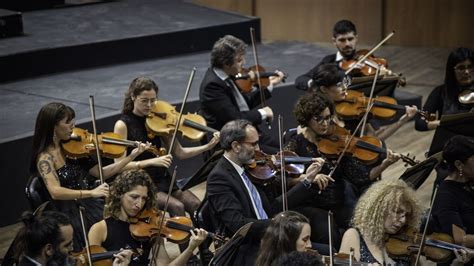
[178,149,224,191]
[399,152,442,190]
[427,112,474,157]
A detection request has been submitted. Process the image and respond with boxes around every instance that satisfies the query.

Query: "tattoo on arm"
[38,160,52,176]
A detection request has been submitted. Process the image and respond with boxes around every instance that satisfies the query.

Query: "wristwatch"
[301,177,312,189]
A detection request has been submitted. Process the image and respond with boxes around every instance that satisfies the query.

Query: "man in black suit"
[206,119,332,265]
[295,19,358,91]
[199,35,285,153]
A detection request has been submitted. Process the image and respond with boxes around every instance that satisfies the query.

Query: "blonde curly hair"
[351,179,421,246]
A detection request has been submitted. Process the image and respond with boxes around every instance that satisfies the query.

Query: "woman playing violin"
[415,47,474,131]
[340,179,421,265]
[432,136,474,265]
[311,63,418,141]
[30,102,147,251]
[88,169,208,265]
[114,77,219,220]
[256,211,323,266]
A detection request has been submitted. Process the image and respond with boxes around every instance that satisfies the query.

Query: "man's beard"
[46,248,69,266]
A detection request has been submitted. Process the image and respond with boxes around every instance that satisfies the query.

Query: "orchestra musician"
[206,119,329,265]
[415,47,474,131]
[88,169,208,265]
[198,35,285,153]
[114,77,220,219]
[31,102,147,251]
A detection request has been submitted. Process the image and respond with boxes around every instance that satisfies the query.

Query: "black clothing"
[415,85,471,131]
[206,157,318,265]
[119,112,176,193]
[432,180,474,236]
[295,54,337,91]
[102,217,152,265]
[52,157,104,252]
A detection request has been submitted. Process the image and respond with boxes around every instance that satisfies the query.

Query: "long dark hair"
[442,135,474,174]
[30,103,75,174]
[122,77,158,114]
[443,47,474,104]
[256,211,310,266]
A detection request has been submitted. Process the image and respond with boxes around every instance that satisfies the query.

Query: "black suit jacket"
[207,157,318,265]
[294,53,337,91]
[199,68,272,130]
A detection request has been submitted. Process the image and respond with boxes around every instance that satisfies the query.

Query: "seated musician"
[88,169,208,265]
[206,119,329,265]
[432,135,474,265]
[198,35,285,153]
[255,210,323,266]
[415,47,474,131]
[287,92,400,228]
[311,63,417,140]
[114,77,220,221]
[15,210,131,266]
[31,102,147,251]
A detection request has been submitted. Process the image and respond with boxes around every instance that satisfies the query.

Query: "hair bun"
[20,211,36,226]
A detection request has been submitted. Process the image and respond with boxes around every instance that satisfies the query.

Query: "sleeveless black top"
[119,112,176,192]
[103,217,152,265]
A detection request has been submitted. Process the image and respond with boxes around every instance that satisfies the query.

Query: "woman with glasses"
[311,63,418,141]
[285,92,401,249]
[415,47,474,131]
[114,77,220,224]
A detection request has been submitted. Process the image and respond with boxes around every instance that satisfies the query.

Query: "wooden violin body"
[234,65,286,93]
[145,100,217,142]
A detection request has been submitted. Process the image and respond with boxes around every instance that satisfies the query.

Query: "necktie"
[241,172,268,219]
[226,78,250,112]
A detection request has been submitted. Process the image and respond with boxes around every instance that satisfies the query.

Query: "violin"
[317,124,420,166]
[459,88,474,105]
[145,100,217,142]
[336,90,436,121]
[70,245,140,266]
[128,209,224,244]
[62,128,165,159]
[385,229,472,263]
[234,65,287,93]
[340,49,391,77]
[305,249,373,265]
[245,150,314,184]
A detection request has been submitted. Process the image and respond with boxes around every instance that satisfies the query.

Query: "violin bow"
[277,115,288,211]
[249,27,272,129]
[152,68,196,260]
[328,210,334,266]
[415,185,439,265]
[89,95,105,184]
[359,64,381,137]
[344,31,395,76]
[78,206,93,266]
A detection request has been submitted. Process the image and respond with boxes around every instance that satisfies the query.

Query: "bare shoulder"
[88,220,108,245]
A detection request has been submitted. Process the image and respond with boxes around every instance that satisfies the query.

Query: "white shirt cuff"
[258,109,267,120]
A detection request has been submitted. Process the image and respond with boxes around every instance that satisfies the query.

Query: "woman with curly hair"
[88,169,208,265]
[339,178,421,265]
[255,211,319,266]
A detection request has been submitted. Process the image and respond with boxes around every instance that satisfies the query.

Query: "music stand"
[179,149,224,191]
[427,112,474,157]
[399,152,442,190]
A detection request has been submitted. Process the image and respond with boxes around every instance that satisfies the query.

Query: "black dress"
[102,217,152,265]
[119,112,177,193]
[53,157,104,251]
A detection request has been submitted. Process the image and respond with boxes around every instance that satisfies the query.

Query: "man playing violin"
[199,35,285,153]
[15,210,131,266]
[206,119,331,265]
[88,169,208,265]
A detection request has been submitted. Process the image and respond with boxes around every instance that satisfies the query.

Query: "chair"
[25,176,52,210]
[192,197,218,265]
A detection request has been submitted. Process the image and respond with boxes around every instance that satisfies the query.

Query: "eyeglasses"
[454,65,474,73]
[240,140,259,147]
[136,97,156,105]
[312,115,332,125]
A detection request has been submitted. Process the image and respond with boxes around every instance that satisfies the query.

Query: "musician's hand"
[150,154,173,168]
[305,158,325,175]
[90,183,109,198]
[188,228,208,250]
[269,70,285,86]
[453,248,474,265]
[403,105,418,120]
[130,142,151,159]
[260,106,274,122]
[311,174,335,190]
[207,132,220,149]
[384,149,401,165]
[113,249,133,266]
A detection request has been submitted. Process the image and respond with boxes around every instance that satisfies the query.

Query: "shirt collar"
[213,67,230,81]
[23,255,42,266]
[335,51,344,62]
[223,154,245,176]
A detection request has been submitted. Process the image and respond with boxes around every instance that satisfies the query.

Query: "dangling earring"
[459,167,464,178]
